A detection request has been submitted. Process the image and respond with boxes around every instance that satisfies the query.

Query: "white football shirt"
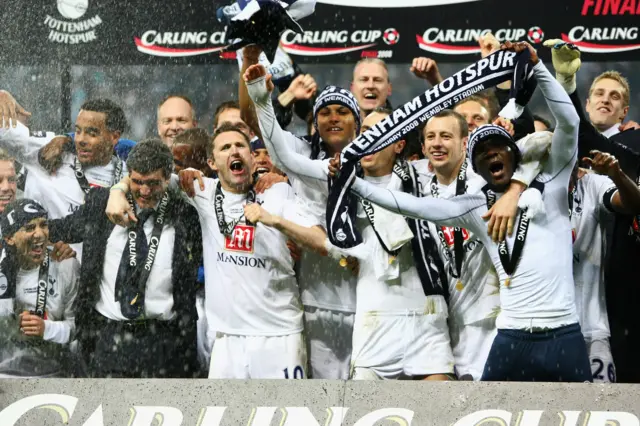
[95,211,176,321]
[426,165,501,326]
[264,128,357,313]
[174,177,310,342]
[571,172,616,340]
[350,60,581,331]
[354,173,449,314]
[0,256,80,377]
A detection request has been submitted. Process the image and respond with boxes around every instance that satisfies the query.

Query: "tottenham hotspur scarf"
[327,48,534,250]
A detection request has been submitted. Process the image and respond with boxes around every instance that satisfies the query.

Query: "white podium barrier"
[1,379,639,425]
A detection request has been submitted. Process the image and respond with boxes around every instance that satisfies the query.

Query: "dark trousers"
[85,315,197,378]
[610,320,640,383]
[481,323,592,382]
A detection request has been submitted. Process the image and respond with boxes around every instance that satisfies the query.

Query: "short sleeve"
[586,173,618,216]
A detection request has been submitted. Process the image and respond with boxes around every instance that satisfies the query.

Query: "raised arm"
[542,40,640,176]
[524,47,579,175]
[351,177,485,229]
[244,65,328,182]
[239,47,264,140]
[0,121,50,167]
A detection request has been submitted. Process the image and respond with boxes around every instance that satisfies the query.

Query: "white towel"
[518,187,545,220]
[370,203,414,281]
[368,173,414,280]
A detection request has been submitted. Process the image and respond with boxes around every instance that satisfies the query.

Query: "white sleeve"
[0,122,51,167]
[280,185,322,228]
[169,173,202,208]
[351,177,485,230]
[588,174,618,216]
[246,76,328,181]
[532,61,580,177]
[43,259,80,344]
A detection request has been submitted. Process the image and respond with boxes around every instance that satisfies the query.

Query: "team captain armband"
[602,186,618,213]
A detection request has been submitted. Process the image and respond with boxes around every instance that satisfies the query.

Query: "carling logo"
[281,28,398,58]
[562,27,640,53]
[44,0,102,44]
[1,394,639,425]
[416,27,544,55]
[134,29,229,57]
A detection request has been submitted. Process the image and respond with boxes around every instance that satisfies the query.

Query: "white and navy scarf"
[327,49,534,250]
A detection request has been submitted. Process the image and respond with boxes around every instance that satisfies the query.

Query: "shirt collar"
[601,124,621,138]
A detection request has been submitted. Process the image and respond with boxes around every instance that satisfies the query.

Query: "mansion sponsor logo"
[217,252,266,268]
[416,27,544,55]
[134,29,229,57]
[563,26,640,53]
[280,28,399,57]
[44,0,102,44]
[582,0,640,15]
[0,393,639,425]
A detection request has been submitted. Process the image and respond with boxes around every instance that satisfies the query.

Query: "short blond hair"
[589,71,630,107]
[353,58,390,83]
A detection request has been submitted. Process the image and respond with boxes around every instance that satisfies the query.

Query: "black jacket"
[570,88,640,382]
[570,89,640,179]
[48,187,203,376]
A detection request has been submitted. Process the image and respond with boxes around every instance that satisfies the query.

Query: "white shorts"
[449,317,497,381]
[350,310,455,379]
[303,306,354,379]
[208,332,307,379]
[587,338,615,383]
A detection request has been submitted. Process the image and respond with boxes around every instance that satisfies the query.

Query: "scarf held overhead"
[327,49,532,249]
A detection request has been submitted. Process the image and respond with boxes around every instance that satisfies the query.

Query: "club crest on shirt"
[48,277,58,298]
[441,226,470,246]
[224,224,256,253]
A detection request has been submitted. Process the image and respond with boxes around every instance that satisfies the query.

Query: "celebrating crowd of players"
[1,33,640,384]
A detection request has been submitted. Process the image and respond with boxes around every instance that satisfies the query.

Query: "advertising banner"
[1,379,640,425]
[1,0,638,65]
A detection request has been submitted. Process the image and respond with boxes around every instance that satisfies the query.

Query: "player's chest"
[204,199,285,256]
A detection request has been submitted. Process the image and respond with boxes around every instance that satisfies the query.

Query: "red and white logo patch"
[527,26,544,44]
[441,227,470,246]
[383,28,400,45]
[225,225,256,253]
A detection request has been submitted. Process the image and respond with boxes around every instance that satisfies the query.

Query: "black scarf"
[114,192,170,319]
[431,161,468,291]
[0,247,51,318]
[481,179,545,287]
[394,160,449,299]
[327,49,533,249]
